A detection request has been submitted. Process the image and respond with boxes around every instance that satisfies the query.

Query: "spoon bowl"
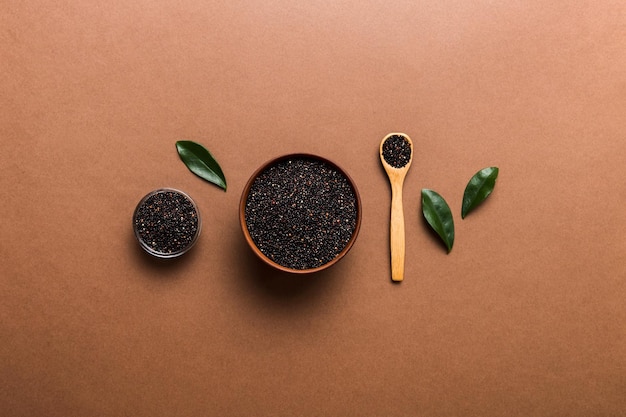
[380,133,414,282]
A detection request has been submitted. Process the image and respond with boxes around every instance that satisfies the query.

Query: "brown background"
[1,1,625,416]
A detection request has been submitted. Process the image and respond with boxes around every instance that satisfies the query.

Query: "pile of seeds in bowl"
[133,190,199,257]
[244,157,358,270]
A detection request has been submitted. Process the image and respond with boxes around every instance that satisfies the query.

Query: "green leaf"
[461,167,499,218]
[176,141,227,191]
[421,189,454,253]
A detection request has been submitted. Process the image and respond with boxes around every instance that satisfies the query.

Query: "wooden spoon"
[380,133,413,282]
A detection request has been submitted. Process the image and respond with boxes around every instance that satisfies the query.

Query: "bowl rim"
[239,153,362,274]
[133,187,202,259]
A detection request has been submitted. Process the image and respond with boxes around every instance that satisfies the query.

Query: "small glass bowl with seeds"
[133,188,201,258]
[239,154,362,274]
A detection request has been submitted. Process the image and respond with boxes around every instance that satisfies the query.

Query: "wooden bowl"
[239,154,362,274]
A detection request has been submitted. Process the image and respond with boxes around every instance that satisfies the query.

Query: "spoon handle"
[390,181,405,282]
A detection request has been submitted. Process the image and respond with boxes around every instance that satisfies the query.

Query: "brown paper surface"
[1,1,625,416]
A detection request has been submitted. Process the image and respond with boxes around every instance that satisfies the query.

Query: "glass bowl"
[133,188,201,258]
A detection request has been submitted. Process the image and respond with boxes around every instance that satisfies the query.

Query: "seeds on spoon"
[382,134,412,168]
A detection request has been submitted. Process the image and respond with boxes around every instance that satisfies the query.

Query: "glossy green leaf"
[461,167,498,218]
[421,189,454,253]
[176,141,227,191]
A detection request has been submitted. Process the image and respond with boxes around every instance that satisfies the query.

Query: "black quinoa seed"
[134,190,199,257]
[244,157,358,270]
[382,134,411,168]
